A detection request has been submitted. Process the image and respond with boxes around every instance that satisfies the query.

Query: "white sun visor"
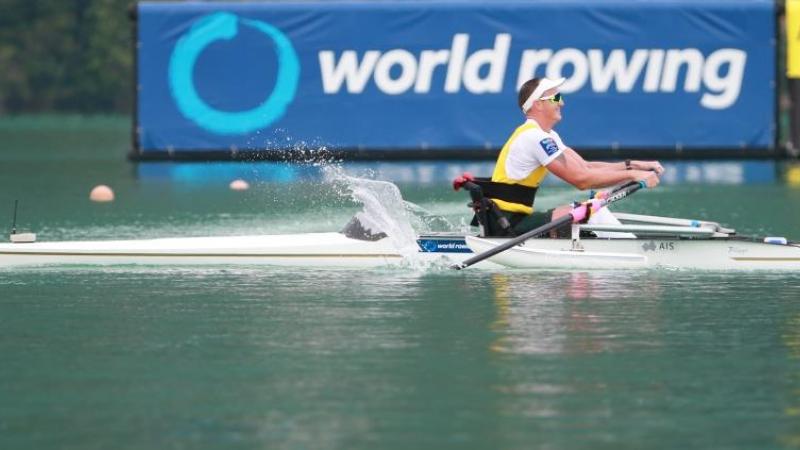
[521,77,566,113]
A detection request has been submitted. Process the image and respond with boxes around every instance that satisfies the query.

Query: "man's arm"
[586,159,664,174]
[546,148,659,190]
[585,160,626,171]
[559,145,664,174]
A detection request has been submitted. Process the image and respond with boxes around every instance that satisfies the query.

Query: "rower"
[483,77,663,237]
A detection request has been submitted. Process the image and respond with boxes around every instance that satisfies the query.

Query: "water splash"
[402,201,456,233]
[323,166,417,253]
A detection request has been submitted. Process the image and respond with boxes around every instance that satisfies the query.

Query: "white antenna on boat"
[11,199,18,235]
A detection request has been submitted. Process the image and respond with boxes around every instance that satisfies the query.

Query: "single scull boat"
[0,212,797,270]
[1,179,798,270]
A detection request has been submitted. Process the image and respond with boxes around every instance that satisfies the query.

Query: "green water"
[1,117,800,449]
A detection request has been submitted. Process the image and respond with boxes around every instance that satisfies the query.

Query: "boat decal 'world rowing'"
[417,239,473,253]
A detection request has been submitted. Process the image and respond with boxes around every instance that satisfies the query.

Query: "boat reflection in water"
[487,272,664,356]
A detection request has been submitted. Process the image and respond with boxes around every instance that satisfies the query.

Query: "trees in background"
[0,0,132,114]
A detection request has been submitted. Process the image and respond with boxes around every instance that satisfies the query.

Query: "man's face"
[537,87,564,123]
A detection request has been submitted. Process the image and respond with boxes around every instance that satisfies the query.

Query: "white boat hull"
[0,232,495,268]
[466,236,800,271]
[2,229,799,271]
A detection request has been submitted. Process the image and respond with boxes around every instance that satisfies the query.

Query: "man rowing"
[487,77,663,235]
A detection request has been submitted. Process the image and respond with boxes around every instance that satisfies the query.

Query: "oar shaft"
[453,214,572,269]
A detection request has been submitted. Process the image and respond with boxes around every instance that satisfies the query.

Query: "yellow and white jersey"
[501,118,566,180]
[490,118,566,214]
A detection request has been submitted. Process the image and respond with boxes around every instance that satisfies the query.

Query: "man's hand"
[633,160,665,175]
[635,170,660,188]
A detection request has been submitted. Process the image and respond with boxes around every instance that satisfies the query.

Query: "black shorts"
[502,209,555,235]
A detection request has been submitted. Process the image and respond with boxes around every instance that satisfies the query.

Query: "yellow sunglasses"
[539,93,564,104]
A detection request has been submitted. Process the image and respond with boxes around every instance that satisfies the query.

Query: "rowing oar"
[451,180,646,270]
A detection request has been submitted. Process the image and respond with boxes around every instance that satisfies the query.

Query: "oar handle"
[591,180,639,200]
[602,180,645,205]
[452,181,645,270]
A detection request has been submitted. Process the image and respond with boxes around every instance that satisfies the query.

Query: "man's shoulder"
[510,127,562,159]
[516,124,550,141]
[516,125,559,150]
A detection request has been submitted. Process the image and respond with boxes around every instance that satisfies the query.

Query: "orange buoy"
[229,179,250,191]
[89,185,115,202]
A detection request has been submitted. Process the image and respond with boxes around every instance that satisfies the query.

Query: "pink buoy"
[89,185,115,202]
[229,179,250,191]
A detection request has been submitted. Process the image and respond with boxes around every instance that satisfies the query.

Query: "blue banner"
[137,0,776,155]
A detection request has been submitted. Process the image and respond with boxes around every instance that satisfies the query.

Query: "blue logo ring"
[168,12,300,135]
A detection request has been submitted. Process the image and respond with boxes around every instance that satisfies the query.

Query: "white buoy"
[89,185,115,202]
[229,179,250,191]
[10,233,36,243]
